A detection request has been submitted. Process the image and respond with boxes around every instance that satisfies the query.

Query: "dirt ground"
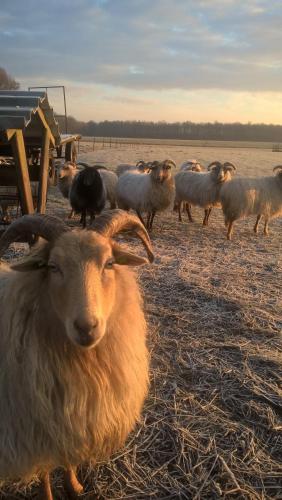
[1,144,281,499]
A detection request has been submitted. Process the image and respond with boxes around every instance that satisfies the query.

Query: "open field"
[1,144,281,499]
[79,137,280,151]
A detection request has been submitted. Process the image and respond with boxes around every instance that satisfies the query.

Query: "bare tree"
[0,67,19,90]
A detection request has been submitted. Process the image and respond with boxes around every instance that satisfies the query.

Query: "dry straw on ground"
[1,144,281,499]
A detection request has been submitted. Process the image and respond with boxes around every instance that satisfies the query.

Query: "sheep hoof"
[64,468,84,498]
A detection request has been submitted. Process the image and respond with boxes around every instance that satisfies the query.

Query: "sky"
[1,0,282,124]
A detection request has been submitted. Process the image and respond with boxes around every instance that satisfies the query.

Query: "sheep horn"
[207,161,222,171]
[163,159,176,168]
[273,165,282,173]
[91,209,154,263]
[0,214,71,257]
[136,160,145,167]
[223,162,236,171]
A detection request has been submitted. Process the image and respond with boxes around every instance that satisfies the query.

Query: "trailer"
[0,90,80,225]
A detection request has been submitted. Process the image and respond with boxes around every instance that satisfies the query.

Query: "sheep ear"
[112,243,148,266]
[11,256,47,272]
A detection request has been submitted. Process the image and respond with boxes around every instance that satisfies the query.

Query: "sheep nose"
[74,318,98,346]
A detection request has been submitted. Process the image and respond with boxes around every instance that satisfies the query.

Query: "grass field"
[1,143,281,499]
[79,136,279,150]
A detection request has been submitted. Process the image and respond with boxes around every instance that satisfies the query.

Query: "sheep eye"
[48,262,61,274]
[104,258,115,270]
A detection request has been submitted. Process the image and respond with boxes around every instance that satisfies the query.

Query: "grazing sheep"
[116,159,176,230]
[180,159,203,172]
[174,161,236,225]
[116,160,151,177]
[0,210,154,499]
[220,165,282,240]
[78,162,118,209]
[69,166,106,227]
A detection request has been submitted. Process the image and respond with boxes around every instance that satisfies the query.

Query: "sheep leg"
[227,220,234,240]
[80,211,86,228]
[203,208,212,226]
[186,204,194,223]
[136,211,146,227]
[149,211,156,230]
[68,209,74,219]
[203,210,209,226]
[178,204,183,222]
[38,472,53,500]
[254,214,262,233]
[110,202,117,209]
[64,467,84,498]
[206,208,212,224]
[264,219,269,236]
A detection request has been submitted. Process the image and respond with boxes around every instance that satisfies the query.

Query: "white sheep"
[116,160,151,177]
[116,159,176,229]
[220,165,282,239]
[174,161,236,225]
[0,210,154,499]
[57,161,78,200]
[180,159,203,172]
[175,160,204,214]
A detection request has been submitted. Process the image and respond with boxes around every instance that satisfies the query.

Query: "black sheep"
[70,167,106,227]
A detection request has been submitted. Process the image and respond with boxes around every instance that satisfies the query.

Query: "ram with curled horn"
[174,160,237,226]
[0,210,153,499]
[116,158,176,230]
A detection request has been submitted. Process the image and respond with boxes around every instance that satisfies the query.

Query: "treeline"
[58,116,282,142]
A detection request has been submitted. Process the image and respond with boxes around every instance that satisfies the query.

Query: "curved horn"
[207,161,222,171]
[136,160,145,167]
[273,165,282,174]
[0,214,71,257]
[223,161,236,171]
[90,209,154,263]
[163,159,176,168]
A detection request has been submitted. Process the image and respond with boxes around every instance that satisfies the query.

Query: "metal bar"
[63,86,68,134]
[28,85,68,134]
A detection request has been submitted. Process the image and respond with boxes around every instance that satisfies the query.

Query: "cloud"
[1,0,282,121]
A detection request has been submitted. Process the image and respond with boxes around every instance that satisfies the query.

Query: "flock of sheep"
[0,155,281,499]
[57,158,282,239]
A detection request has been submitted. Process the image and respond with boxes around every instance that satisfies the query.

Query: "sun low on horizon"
[1,0,282,124]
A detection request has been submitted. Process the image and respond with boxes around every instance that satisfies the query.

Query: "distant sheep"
[70,166,106,227]
[117,159,176,229]
[220,165,282,239]
[180,159,203,172]
[116,161,151,177]
[174,161,236,225]
[57,161,78,200]
[0,210,153,498]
